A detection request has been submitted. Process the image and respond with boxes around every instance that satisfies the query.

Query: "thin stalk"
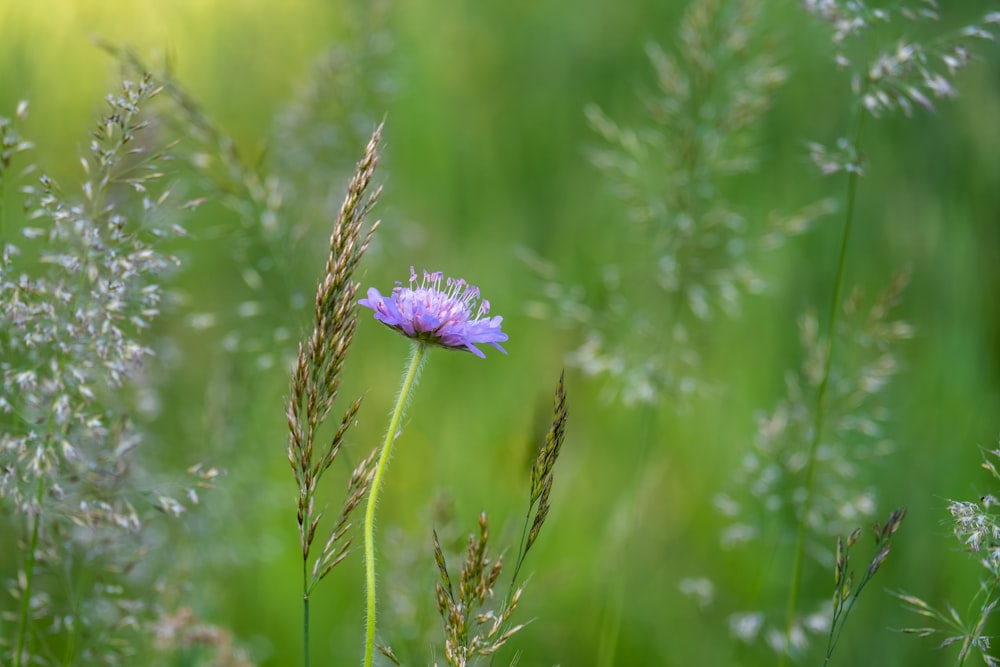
[595,574,625,667]
[363,342,427,667]
[822,574,865,665]
[59,543,79,664]
[1,176,7,241]
[508,500,534,594]
[14,476,46,667]
[778,110,869,667]
[824,593,861,667]
[957,577,999,667]
[303,558,310,667]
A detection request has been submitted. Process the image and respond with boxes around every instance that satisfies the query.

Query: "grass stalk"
[303,557,310,667]
[14,476,46,667]
[364,341,427,667]
[0,176,6,241]
[595,575,625,667]
[778,109,869,667]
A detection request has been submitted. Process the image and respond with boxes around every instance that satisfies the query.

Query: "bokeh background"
[2,0,1000,665]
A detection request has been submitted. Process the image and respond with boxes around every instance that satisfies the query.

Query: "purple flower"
[359,267,508,358]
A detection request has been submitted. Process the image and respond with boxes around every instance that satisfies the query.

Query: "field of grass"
[2,1,1000,665]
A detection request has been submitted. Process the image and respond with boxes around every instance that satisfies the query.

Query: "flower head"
[359,267,508,358]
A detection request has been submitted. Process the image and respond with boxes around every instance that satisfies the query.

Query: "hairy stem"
[779,110,869,667]
[363,342,427,667]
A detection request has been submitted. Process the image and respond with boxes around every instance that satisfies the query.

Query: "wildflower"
[359,266,509,667]
[359,267,508,357]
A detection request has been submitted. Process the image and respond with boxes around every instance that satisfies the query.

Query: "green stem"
[508,500,535,597]
[14,477,46,667]
[363,342,427,667]
[957,577,1000,667]
[1,176,7,242]
[823,591,858,666]
[595,574,625,667]
[303,557,310,667]
[779,111,869,667]
[61,555,77,665]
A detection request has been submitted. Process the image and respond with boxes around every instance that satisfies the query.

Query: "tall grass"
[0,0,999,665]
[0,74,220,666]
[536,0,999,664]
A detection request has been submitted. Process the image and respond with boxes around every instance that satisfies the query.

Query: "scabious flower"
[359,267,508,357]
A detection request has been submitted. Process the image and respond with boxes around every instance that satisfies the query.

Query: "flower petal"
[359,269,508,357]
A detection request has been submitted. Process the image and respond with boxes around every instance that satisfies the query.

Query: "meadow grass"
[0,0,999,665]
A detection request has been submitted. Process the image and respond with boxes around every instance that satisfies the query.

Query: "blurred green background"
[2,0,1000,665]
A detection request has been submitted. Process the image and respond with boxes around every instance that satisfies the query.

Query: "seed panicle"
[825,508,906,662]
[286,124,383,588]
[897,446,1000,665]
[433,513,525,667]
[1,73,194,665]
[526,0,829,407]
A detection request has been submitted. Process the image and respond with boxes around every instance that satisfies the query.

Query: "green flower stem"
[779,108,870,667]
[363,342,427,667]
